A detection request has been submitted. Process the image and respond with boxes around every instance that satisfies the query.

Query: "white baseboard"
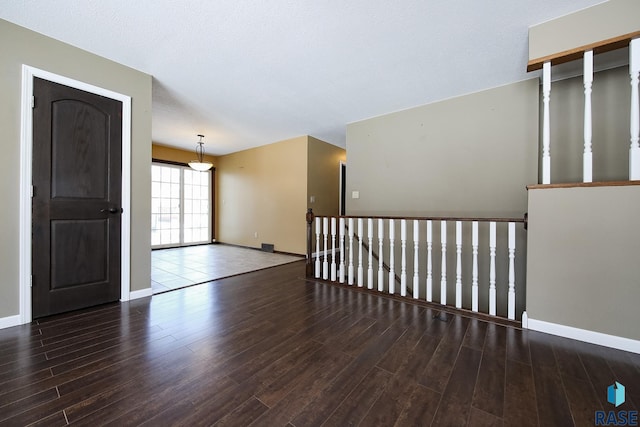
[128,288,153,300]
[527,317,640,354]
[0,314,23,330]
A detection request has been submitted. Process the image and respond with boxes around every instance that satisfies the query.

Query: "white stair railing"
[377,218,384,292]
[542,61,552,184]
[630,38,640,179]
[583,50,593,183]
[308,213,526,322]
[537,37,640,183]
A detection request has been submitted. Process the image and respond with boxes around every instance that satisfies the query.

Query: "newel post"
[306,208,315,278]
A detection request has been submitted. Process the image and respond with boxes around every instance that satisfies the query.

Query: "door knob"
[101,208,122,214]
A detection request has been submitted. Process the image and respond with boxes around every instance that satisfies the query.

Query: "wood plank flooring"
[0,260,639,426]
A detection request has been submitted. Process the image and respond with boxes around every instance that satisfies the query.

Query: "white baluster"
[508,222,516,320]
[426,220,433,302]
[330,217,337,281]
[630,38,640,179]
[400,219,407,297]
[367,218,373,289]
[389,219,395,294]
[584,50,593,183]
[348,218,354,285]
[339,218,345,283]
[378,218,384,292]
[357,218,363,287]
[323,217,329,280]
[315,217,321,278]
[455,221,462,309]
[489,222,497,316]
[440,220,447,306]
[413,220,420,299]
[472,221,479,312]
[542,61,552,184]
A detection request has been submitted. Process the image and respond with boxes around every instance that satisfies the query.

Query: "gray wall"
[346,78,539,218]
[0,19,152,320]
[527,184,640,340]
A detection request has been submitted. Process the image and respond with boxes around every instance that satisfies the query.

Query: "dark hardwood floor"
[0,260,638,426]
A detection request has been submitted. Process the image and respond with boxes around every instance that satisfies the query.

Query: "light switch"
[352,191,360,199]
[310,196,315,203]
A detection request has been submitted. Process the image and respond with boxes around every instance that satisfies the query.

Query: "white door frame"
[19,65,132,325]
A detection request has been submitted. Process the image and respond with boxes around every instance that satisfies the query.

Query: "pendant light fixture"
[188,134,213,171]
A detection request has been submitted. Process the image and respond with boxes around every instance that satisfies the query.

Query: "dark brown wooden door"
[32,77,123,319]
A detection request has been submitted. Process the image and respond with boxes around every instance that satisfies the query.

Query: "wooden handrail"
[312,214,526,224]
[527,31,640,72]
[527,180,640,190]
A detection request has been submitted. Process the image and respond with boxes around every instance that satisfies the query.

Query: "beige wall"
[152,143,218,166]
[526,184,640,340]
[346,78,538,218]
[0,19,152,320]
[529,0,640,61]
[307,136,346,217]
[217,136,308,254]
[545,65,630,183]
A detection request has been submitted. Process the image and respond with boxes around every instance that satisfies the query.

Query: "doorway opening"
[339,161,346,216]
[151,162,213,248]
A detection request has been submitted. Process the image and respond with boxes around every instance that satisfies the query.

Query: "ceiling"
[1,0,605,155]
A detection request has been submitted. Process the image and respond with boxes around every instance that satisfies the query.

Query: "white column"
[413,220,420,299]
[440,220,447,306]
[330,217,337,281]
[471,221,479,312]
[322,217,329,280]
[630,38,640,179]
[389,219,395,294]
[367,218,373,289]
[348,218,354,285]
[400,219,407,297]
[357,218,363,287]
[315,217,321,278]
[455,221,462,309]
[378,218,384,292]
[339,218,345,283]
[508,222,516,320]
[426,220,433,302]
[584,50,593,183]
[542,61,552,184]
[489,221,497,316]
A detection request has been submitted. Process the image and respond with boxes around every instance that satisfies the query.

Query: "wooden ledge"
[527,180,640,190]
[527,31,640,72]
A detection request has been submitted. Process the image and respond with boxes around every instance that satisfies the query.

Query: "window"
[151,163,211,248]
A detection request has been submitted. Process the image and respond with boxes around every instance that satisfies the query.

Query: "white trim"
[0,315,22,330]
[129,288,153,300]
[18,65,132,326]
[527,318,640,354]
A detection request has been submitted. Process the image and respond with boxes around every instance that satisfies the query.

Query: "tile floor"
[151,244,303,294]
